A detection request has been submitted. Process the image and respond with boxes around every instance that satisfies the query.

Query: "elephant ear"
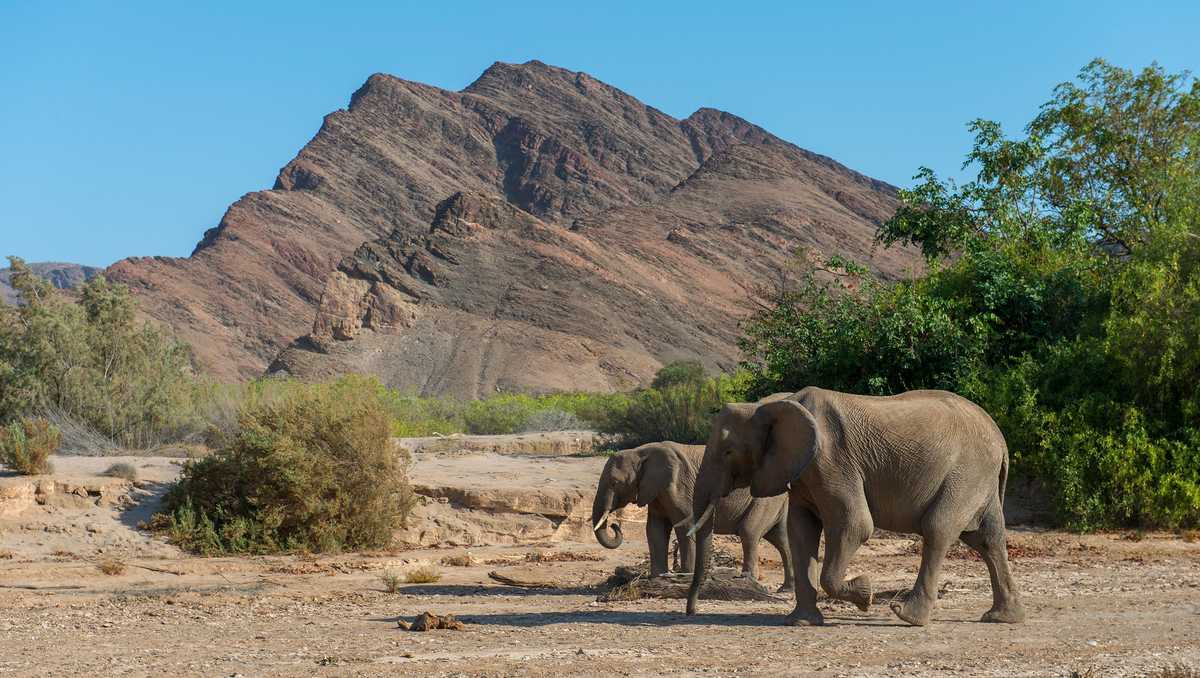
[749,400,821,497]
[636,446,676,507]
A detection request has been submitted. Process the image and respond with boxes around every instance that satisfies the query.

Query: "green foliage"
[650,360,707,389]
[604,372,751,447]
[0,258,202,449]
[375,389,630,437]
[742,60,1200,529]
[0,417,59,475]
[156,376,416,555]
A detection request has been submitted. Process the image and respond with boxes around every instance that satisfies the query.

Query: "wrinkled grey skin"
[686,387,1025,627]
[591,441,794,590]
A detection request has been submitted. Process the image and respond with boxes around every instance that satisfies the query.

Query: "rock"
[395,452,645,547]
[401,612,465,632]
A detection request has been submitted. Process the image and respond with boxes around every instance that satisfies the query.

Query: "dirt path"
[2,453,1198,676]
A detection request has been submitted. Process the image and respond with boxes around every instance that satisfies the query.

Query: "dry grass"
[101,462,138,482]
[404,564,443,584]
[379,570,403,594]
[95,558,127,576]
[523,550,603,563]
[440,552,477,567]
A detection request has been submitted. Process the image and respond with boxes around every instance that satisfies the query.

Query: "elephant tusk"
[686,502,716,538]
[593,511,612,532]
[672,515,693,531]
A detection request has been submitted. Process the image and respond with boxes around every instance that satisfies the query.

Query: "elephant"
[685,387,1026,627]
[591,441,794,590]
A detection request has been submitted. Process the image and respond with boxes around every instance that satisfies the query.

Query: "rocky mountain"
[106,60,918,393]
[0,262,101,305]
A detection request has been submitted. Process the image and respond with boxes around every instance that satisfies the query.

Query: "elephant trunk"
[686,503,714,615]
[592,488,623,549]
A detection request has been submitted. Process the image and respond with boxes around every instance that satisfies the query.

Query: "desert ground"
[2,437,1198,677]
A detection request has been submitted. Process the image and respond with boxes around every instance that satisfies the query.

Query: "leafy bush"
[650,360,706,389]
[742,60,1200,529]
[376,389,629,437]
[156,376,416,554]
[0,417,59,475]
[604,373,750,447]
[0,259,203,449]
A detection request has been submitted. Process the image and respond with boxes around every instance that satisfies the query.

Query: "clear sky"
[1,1,1197,267]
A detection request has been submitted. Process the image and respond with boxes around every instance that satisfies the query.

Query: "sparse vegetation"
[95,557,126,575]
[101,462,138,482]
[440,552,477,567]
[154,375,416,555]
[379,569,403,593]
[0,417,59,475]
[403,564,443,584]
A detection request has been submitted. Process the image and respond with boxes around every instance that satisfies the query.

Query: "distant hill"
[0,262,100,305]
[105,60,919,394]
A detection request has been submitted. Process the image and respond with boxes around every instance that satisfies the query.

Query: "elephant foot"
[845,575,873,612]
[784,607,825,627]
[889,590,933,627]
[980,603,1026,624]
[685,597,699,616]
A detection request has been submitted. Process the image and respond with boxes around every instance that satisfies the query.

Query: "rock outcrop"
[105,60,918,387]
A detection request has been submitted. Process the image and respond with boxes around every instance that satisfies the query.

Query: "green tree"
[0,256,201,448]
[742,60,1200,529]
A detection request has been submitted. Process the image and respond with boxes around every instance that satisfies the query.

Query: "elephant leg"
[674,525,695,574]
[960,500,1026,624]
[785,505,824,626]
[890,527,952,626]
[647,513,671,576]
[739,532,760,580]
[764,520,794,593]
[819,510,874,612]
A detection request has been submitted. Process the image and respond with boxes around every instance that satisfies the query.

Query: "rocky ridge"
[105,60,918,391]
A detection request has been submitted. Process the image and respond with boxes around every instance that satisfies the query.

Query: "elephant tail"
[998,455,1009,504]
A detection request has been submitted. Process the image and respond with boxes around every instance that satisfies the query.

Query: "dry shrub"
[379,569,403,593]
[155,376,417,555]
[523,551,603,563]
[96,558,126,575]
[441,552,477,567]
[0,417,59,475]
[404,564,442,584]
[102,462,138,482]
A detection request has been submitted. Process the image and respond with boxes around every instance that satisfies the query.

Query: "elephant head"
[591,445,679,549]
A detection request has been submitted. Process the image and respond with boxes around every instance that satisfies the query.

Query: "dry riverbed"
[1,452,1198,677]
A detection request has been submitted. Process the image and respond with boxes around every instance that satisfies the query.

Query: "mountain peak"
[106,60,914,388]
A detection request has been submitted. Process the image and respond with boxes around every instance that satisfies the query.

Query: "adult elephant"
[685,387,1026,627]
[591,441,794,590]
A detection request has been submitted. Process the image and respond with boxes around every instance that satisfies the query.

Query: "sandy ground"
[2,455,1199,677]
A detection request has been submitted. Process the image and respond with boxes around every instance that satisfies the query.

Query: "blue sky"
[1,1,1197,267]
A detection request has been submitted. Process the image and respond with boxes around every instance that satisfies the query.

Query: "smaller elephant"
[591,441,794,590]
